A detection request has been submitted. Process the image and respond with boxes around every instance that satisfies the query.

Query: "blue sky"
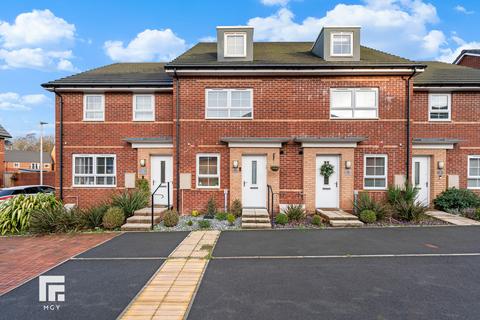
[0,0,479,138]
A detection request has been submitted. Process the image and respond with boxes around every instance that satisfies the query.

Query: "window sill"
[330,117,379,120]
[428,120,451,122]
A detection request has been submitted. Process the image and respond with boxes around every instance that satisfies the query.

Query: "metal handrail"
[267,185,274,227]
[151,182,171,230]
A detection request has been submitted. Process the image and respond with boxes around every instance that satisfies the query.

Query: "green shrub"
[359,210,377,223]
[354,192,387,220]
[191,210,200,217]
[311,214,322,226]
[284,204,305,221]
[227,213,236,226]
[136,178,150,195]
[198,219,211,229]
[215,211,228,221]
[204,197,217,219]
[387,184,418,205]
[82,204,109,229]
[30,206,84,234]
[0,193,62,235]
[275,213,288,225]
[433,188,480,212]
[230,199,242,218]
[476,208,480,221]
[102,207,125,229]
[163,209,179,227]
[111,189,148,218]
[186,220,193,226]
[387,184,427,221]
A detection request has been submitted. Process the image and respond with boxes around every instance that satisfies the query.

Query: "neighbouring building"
[453,49,480,69]
[42,25,480,216]
[0,124,12,187]
[4,150,54,172]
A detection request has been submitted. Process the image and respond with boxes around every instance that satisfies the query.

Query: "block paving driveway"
[1,226,480,320]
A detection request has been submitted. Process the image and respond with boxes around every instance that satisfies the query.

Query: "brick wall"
[0,139,4,187]
[457,55,480,69]
[11,171,55,187]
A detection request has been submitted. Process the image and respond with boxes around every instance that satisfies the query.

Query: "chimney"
[312,26,361,62]
[216,26,254,62]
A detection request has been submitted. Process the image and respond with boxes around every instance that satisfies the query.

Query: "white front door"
[151,156,173,206]
[242,155,267,208]
[412,156,430,206]
[316,155,340,209]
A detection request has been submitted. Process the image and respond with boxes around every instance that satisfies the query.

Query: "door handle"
[152,179,155,186]
[426,182,428,187]
[335,182,338,187]
[243,181,246,187]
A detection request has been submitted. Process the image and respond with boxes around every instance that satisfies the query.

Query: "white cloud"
[247,1,448,59]
[0,92,49,111]
[199,36,216,42]
[104,29,188,62]
[454,5,474,15]
[261,0,290,6]
[438,39,480,63]
[0,9,76,71]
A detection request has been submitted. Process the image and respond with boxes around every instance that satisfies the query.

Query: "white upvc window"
[429,93,451,121]
[73,154,116,187]
[31,163,39,170]
[13,162,20,168]
[330,88,378,119]
[467,156,480,189]
[196,154,220,188]
[331,32,353,56]
[224,32,246,57]
[133,94,155,121]
[206,89,253,119]
[83,94,105,121]
[364,154,388,190]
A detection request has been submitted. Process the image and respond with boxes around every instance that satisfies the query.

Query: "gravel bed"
[154,215,241,232]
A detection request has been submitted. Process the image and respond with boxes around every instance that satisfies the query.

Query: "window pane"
[355,90,376,108]
[332,34,352,55]
[366,167,375,175]
[468,179,480,188]
[226,34,245,56]
[364,178,375,188]
[230,109,252,118]
[430,112,448,119]
[206,108,228,118]
[231,91,251,108]
[331,91,352,109]
[331,109,353,118]
[97,157,105,174]
[354,109,377,118]
[252,160,257,185]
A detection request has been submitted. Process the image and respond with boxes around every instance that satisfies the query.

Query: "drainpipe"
[405,68,417,185]
[174,68,180,211]
[53,88,64,201]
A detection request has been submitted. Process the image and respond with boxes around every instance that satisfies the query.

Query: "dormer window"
[331,32,353,57]
[224,32,246,57]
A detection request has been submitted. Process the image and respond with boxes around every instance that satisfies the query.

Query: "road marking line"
[213,253,480,259]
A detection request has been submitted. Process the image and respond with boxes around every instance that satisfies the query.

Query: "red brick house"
[42,26,480,217]
[453,49,480,69]
[0,124,12,187]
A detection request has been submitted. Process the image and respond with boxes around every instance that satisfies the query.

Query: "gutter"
[405,68,418,184]
[174,68,180,211]
[53,89,64,201]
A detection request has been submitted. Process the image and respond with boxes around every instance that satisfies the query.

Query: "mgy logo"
[39,276,65,302]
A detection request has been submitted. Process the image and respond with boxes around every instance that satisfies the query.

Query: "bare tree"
[11,134,55,153]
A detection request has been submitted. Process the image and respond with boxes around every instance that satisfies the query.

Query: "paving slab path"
[425,210,480,226]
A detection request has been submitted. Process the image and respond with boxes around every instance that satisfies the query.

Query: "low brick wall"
[10,171,55,187]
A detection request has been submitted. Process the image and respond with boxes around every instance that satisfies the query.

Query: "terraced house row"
[42,25,480,217]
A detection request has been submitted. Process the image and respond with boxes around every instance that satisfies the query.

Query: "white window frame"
[31,163,39,170]
[330,32,354,57]
[83,94,105,121]
[196,153,220,189]
[133,94,155,121]
[467,155,480,190]
[205,88,253,119]
[364,154,388,190]
[428,93,451,121]
[224,32,247,57]
[13,162,20,168]
[72,154,117,188]
[330,88,379,119]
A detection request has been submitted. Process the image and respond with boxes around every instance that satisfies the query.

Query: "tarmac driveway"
[188,227,480,320]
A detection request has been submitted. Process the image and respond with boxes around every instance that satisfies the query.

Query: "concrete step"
[242,222,272,229]
[329,220,364,227]
[241,217,271,224]
[241,212,270,219]
[134,207,167,216]
[317,209,358,221]
[121,223,152,231]
[127,215,162,224]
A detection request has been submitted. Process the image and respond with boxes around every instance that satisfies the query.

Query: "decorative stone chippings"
[120,230,220,320]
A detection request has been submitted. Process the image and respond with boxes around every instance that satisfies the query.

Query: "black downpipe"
[174,69,180,211]
[405,68,417,184]
[53,89,64,201]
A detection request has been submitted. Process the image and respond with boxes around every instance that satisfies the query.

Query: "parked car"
[0,185,55,202]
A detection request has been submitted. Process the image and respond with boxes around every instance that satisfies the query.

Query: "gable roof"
[166,42,424,68]
[5,150,53,163]
[0,124,11,139]
[453,49,480,64]
[413,61,480,87]
[42,63,172,89]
